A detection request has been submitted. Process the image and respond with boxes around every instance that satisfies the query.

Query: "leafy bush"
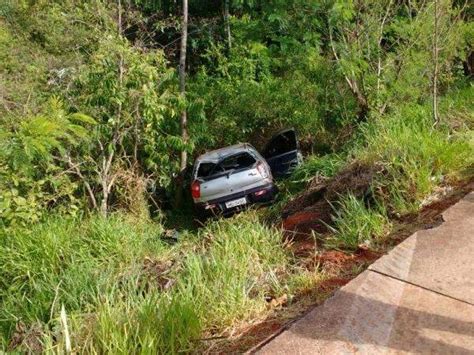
[0,99,95,229]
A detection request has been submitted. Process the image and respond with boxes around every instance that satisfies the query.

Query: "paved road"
[257,192,474,354]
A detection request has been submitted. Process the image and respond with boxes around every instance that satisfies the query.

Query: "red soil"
[281,162,382,236]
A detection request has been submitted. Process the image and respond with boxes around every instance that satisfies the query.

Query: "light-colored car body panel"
[192,143,272,204]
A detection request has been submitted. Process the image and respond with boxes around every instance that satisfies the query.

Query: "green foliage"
[0,211,313,353]
[355,102,473,214]
[0,1,112,115]
[71,34,178,188]
[327,194,392,251]
[0,213,164,344]
[0,99,95,228]
[3,0,472,218]
[79,212,290,353]
[291,154,345,186]
[174,212,288,329]
[86,290,201,354]
[1,0,474,351]
[1,0,181,216]
[188,6,357,151]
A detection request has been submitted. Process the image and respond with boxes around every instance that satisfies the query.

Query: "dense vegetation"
[1,0,473,352]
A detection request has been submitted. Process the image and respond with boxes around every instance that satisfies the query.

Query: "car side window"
[264,131,297,158]
[197,162,217,178]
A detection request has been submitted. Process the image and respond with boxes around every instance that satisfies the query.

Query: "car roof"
[196,143,256,163]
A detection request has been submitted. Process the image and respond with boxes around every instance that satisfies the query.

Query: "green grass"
[289,153,345,192]
[79,212,293,353]
[173,213,289,330]
[354,103,473,214]
[0,213,167,352]
[263,153,346,222]
[0,211,319,353]
[324,98,472,249]
[327,194,392,251]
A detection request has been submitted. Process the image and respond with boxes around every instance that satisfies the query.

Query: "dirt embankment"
[281,162,383,237]
[229,171,474,354]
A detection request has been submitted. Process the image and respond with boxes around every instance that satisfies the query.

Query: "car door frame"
[262,128,301,177]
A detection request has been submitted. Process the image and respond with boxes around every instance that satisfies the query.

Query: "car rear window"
[197,162,217,178]
[196,152,256,179]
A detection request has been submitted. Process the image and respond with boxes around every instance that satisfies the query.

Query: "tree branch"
[65,154,98,210]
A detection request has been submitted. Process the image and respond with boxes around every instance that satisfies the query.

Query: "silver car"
[191,129,301,215]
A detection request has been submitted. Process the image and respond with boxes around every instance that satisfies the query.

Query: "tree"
[175,0,189,207]
[224,0,232,48]
[327,0,397,119]
[432,0,440,126]
[94,0,126,217]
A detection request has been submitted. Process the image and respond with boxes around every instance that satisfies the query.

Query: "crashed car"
[191,129,301,216]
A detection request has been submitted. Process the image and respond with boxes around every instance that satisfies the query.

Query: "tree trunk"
[65,155,98,210]
[224,0,231,48]
[100,0,123,217]
[175,0,188,207]
[376,0,393,114]
[432,0,440,126]
[100,182,109,217]
[463,51,474,77]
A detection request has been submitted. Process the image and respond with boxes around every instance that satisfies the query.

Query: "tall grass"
[290,153,345,187]
[354,103,473,214]
[0,214,166,352]
[80,288,202,354]
[84,212,289,353]
[174,212,288,330]
[1,211,300,353]
[327,194,392,251]
[285,97,473,251]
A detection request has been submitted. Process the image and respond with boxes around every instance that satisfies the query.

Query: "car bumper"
[194,183,278,216]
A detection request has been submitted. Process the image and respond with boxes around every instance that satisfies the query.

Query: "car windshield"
[196,152,256,179]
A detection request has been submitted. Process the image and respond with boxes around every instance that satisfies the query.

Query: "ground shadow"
[271,288,474,354]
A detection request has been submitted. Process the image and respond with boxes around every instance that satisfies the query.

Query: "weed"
[327,194,392,251]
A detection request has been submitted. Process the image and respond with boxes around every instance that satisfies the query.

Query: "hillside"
[0,0,473,353]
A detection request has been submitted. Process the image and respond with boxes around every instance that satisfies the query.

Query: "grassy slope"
[1,87,472,353]
[0,212,325,353]
[279,86,473,250]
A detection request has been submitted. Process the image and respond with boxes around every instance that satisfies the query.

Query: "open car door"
[262,128,301,177]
